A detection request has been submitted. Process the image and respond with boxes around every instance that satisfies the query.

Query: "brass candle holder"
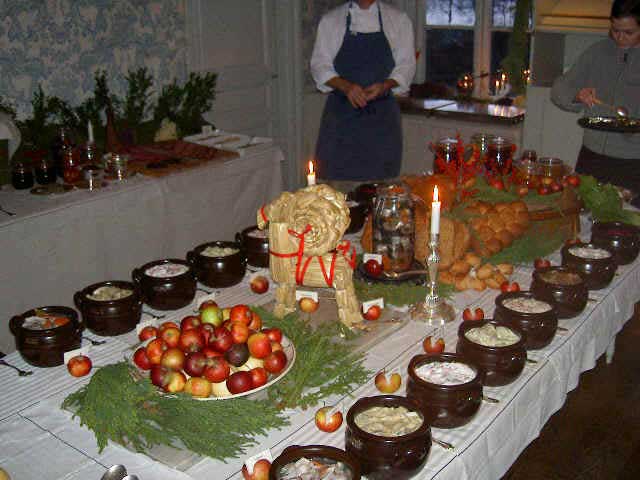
[411,233,456,324]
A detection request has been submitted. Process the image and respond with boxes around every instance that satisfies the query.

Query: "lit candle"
[87,121,94,144]
[430,185,441,235]
[307,160,316,186]
[495,79,500,93]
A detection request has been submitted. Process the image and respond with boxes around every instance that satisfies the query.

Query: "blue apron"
[315,2,402,181]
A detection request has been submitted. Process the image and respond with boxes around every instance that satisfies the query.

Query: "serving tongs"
[0,351,33,376]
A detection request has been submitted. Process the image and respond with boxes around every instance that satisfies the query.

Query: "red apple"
[500,281,521,293]
[489,177,505,190]
[146,338,167,365]
[180,315,201,331]
[159,321,179,332]
[184,377,212,398]
[201,305,223,327]
[224,343,250,367]
[541,176,554,187]
[150,365,171,388]
[364,258,382,277]
[160,326,181,348]
[138,325,158,342]
[230,305,253,325]
[250,367,269,388]
[250,275,269,294]
[534,258,551,269]
[210,326,234,353]
[263,350,287,374]
[178,329,205,353]
[423,336,445,354]
[551,182,563,193]
[202,346,223,358]
[229,322,250,344]
[161,347,186,371]
[298,297,319,313]
[198,323,216,345]
[133,347,152,370]
[315,406,343,433]
[242,458,271,480]
[537,185,550,195]
[565,237,580,246]
[67,355,92,377]
[516,186,529,197]
[247,311,263,331]
[375,370,401,393]
[566,174,580,187]
[199,299,219,311]
[203,357,231,383]
[226,371,254,394]
[462,307,484,321]
[247,332,272,359]
[164,370,187,393]
[262,327,283,344]
[184,351,208,377]
[363,304,381,321]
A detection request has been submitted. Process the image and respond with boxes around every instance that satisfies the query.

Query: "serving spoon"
[382,269,428,279]
[0,351,33,376]
[593,98,629,118]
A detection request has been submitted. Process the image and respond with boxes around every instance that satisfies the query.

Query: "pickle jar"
[373,183,414,272]
[486,136,515,175]
[432,137,459,173]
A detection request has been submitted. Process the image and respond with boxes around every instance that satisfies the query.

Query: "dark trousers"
[576,146,640,207]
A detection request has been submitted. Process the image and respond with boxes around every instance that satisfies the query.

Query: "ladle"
[593,98,629,118]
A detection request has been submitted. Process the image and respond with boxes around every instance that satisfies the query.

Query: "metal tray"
[578,116,640,133]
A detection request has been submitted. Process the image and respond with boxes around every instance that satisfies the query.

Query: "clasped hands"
[344,81,388,108]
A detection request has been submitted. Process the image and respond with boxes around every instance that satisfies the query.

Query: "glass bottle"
[34,153,56,185]
[62,148,82,184]
[372,183,414,273]
[51,127,72,179]
[11,157,34,190]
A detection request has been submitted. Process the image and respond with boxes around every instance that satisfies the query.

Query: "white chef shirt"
[310,1,416,95]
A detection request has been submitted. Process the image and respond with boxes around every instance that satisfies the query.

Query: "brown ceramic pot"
[457,320,527,387]
[345,395,431,480]
[590,221,640,266]
[406,353,483,429]
[236,225,269,268]
[74,281,142,336]
[269,445,361,480]
[346,193,367,234]
[10,306,82,367]
[132,259,196,310]
[187,241,246,288]
[561,242,617,290]
[494,291,558,350]
[530,266,588,319]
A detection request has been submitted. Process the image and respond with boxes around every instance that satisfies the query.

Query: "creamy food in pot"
[355,406,423,437]
[247,229,268,239]
[568,246,611,260]
[502,296,552,314]
[145,263,189,278]
[539,270,582,285]
[465,324,520,347]
[87,286,133,301]
[414,361,476,385]
[279,457,351,480]
[200,246,239,257]
[22,314,70,330]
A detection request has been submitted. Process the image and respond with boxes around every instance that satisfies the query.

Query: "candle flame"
[433,185,439,202]
[308,160,314,175]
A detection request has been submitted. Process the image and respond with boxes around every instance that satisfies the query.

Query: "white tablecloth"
[0,145,283,353]
[0,220,638,480]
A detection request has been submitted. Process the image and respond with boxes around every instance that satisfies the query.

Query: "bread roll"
[463,252,482,268]
[450,259,471,276]
[476,263,495,280]
[496,263,514,275]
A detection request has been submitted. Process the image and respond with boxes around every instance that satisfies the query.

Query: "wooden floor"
[503,306,640,479]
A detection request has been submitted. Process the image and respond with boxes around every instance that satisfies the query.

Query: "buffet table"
[0,144,283,353]
[0,217,638,480]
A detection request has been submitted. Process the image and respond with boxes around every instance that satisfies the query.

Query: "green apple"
[201,305,223,327]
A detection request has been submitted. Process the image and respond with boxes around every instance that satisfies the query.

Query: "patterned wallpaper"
[0,0,187,118]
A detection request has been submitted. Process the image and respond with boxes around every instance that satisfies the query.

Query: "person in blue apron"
[311,1,416,184]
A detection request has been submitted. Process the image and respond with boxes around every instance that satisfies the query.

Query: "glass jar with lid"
[372,183,414,272]
[486,136,515,175]
[432,137,459,173]
[535,157,565,181]
[470,133,495,165]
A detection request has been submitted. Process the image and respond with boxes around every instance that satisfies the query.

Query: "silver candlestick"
[411,233,455,324]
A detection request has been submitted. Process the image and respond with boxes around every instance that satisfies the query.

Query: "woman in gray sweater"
[551,0,640,205]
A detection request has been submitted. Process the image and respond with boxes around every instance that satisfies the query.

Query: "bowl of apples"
[129,303,295,400]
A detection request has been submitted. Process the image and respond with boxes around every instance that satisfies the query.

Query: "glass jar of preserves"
[513,159,541,188]
[432,137,459,173]
[486,136,515,175]
[10,157,34,190]
[535,157,565,181]
[373,183,414,272]
[470,133,495,166]
[62,148,82,184]
[51,127,73,179]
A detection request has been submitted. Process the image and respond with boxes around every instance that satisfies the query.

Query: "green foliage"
[577,175,640,225]
[485,226,564,264]
[123,67,154,128]
[355,279,453,307]
[501,0,532,94]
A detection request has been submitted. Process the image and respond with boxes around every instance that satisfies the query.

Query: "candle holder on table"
[411,233,455,325]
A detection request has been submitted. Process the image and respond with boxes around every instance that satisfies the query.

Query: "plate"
[127,332,296,401]
[30,184,74,195]
[356,260,427,285]
[578,116,640,133]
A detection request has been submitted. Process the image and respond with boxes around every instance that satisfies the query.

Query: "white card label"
[64,345,91,364]
[363,253,383,264]
[362,298,384,312]
[202,125,213,134]
[295,290,318,302]
[136,318,156,334]
[244,449,273,475]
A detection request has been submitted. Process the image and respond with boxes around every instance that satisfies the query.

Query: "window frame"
[423,0,531,97]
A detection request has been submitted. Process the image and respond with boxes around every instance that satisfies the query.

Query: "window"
[424,0,531,95]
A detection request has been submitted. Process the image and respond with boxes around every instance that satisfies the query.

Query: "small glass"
[513,159,541,188]
[104,153,129,180]
[535,157,565,181]
[82,165,104,191]
[486,136,515,175]
[62,148,82,184]
[372,183,414,273]
[432,137,459,173]
[520,149,537,162]
[11,158,34,190]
